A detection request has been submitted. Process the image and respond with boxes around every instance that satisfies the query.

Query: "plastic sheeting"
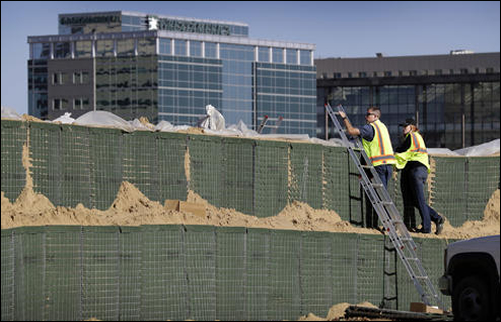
[52,112,75,124]
[74,111,134,132]
[454,139,500,156]
[1,106,22,120]
[199,104,225,131]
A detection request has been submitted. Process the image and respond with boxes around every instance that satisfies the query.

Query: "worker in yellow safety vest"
[395,118,444,234]
[339,107,396,229]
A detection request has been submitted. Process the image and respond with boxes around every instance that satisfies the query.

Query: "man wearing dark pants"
[339,107,396,229]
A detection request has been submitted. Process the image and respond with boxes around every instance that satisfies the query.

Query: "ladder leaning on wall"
[324,103,445,310]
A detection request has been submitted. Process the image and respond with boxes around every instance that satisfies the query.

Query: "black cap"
[399,118,416,127]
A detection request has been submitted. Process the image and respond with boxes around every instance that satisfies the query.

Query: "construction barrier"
[2,120,498,226]
[1,225,454,321]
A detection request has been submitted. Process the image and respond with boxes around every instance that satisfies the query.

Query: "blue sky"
[2,1,500,116]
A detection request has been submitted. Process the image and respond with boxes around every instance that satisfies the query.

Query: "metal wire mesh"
[1,225,457,321]
[0,120,26,202]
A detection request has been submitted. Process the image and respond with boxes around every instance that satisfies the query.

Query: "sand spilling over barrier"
[1,119,499,239]
[1,181,499,240]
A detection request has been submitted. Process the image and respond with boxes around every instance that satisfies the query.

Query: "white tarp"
[199,104,225,131]
[52,112,75,124]
[154,120,190,132]
[74,111,134,132]
[1,106,22,120]
[454,139,500,156]
[427,148,458,156]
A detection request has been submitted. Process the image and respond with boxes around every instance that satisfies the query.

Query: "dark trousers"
[401,163,441,232]
[365,164,393,228]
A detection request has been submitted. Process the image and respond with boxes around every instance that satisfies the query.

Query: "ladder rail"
[325,103,445,310]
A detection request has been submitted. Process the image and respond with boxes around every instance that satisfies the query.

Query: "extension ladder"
[325,103,445,310]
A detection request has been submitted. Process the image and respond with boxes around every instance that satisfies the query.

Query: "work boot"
[435,217,445,235]
[415,228,431,234]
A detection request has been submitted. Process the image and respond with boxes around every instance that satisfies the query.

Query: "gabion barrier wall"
[1,225,454,321]
[2,120,499,226]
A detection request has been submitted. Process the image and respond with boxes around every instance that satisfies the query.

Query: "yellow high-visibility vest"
[395,131,430,172]
[362,120,396,167]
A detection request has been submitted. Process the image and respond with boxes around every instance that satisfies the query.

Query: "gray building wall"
[47,59,95,120]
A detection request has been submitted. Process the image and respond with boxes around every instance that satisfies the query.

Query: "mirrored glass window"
[273,48,283,63]
[190,41,202,57]
[205,42,217,58]
[138,38,156,56]
[96,40,114,57]
[159,38,172,55]
[258,47,269,62]
[75,41,92,58]
[54,42,71,59]
[286,49,297,65]
[175,40,187,56]
[117,39,135,57]
[300,50,311,66]
[32,43,51,59]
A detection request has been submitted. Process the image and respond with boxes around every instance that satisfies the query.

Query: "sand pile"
[298,302,378,321]
[2,182,499,241]
[1,123,499,240]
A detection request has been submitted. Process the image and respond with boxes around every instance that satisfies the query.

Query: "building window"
[299,50,311,65]
[205,42,217,58]
[190,41,202,57]
[73,71,89,84]
[53,98,68,110]
[273,48,283,63]
[74,98,90,109]
[159,38,172,55]
[52,72,67,85]
[286,49,297,65]
[258,47,270,62]
[174,40,187,56]
[54,42,71,59]
[32,43,51,59]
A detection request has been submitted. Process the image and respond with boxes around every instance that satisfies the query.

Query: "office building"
[28,11,316,135]
[316,52,500,149]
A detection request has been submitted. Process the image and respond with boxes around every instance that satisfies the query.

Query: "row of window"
[323,67,497,79]
[52,98,90,110]
[52,71,90,85]
[31,39,313,66]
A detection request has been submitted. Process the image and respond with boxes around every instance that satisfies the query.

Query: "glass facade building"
[316,53,500,149]
[28,11,316,135]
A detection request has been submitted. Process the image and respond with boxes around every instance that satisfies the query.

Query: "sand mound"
[298,301,378,321]
[2,182,499,240]
[484,189,500,223]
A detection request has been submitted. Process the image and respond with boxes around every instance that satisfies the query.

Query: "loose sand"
[1,123,499,240]
[298,301,379,321]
